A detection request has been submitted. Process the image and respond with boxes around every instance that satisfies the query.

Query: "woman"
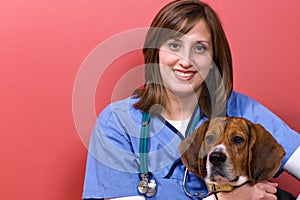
[82,0,300,199]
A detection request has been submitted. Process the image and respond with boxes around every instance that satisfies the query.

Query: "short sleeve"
[82,105,142,199]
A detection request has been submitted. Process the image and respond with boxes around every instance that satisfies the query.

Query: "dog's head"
[178,117,285,186]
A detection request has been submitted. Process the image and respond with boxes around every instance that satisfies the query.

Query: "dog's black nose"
[209,152,226,166]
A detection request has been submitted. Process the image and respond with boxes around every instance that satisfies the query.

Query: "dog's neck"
[206,181,251,193]
[206,183,234,193]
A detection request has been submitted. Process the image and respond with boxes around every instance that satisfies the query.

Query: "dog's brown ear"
[178,120,209,177]
[247,121,286,182]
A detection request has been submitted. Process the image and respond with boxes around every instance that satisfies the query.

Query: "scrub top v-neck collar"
[156,106,203,140]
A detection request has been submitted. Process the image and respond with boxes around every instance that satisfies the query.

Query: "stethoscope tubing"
[138,111,203,198]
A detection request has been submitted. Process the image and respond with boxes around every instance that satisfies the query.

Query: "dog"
[179,117,296,200]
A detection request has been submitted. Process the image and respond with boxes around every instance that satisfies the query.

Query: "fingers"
[217,181,278,200]
[253,181,278,200]
[264,193,277,200]
[255,181,278,194]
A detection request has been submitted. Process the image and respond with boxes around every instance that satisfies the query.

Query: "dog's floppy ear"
[247,121,286,183]
[178,120,209,177]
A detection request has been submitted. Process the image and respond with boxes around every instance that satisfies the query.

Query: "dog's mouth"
[212,170,226,178]
[207,170,248,187]
[209,169,228,180]
[207,169,240,185]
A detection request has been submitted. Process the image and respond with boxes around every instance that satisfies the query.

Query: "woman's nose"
[177,47,193,68]
[178,56,192,68]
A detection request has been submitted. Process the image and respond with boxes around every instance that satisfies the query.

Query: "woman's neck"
[162,91,199,121]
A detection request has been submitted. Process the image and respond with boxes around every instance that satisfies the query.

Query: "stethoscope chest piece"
[137,179,148,194]
[146,178,157,197]
[137,174,157,197]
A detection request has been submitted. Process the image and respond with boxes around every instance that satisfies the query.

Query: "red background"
[1,0,299,199]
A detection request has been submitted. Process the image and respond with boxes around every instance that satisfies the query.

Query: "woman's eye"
[194,44,206,53]
[168,42,181,50]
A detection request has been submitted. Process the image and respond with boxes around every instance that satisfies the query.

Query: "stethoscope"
[137,112,157,197]
[137,112,205,198]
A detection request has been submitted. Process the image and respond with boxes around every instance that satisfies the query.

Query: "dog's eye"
[205,135,215,144]
[232,136,244,145]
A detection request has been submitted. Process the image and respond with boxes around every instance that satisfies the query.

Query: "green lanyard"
[138,112,157,197]
[139,112,150,175]
[188,113,201,136]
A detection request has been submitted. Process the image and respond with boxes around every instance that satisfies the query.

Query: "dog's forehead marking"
[207,117,249,137]
[206,117,227,137]
[228,118,248,130]
[212,144,226,152]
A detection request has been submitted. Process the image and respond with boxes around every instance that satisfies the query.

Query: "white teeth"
[174,71,194,77]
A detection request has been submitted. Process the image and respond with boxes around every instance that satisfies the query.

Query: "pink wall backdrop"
[1,0,299,199]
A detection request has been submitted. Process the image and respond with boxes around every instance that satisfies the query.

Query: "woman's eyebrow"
[167,38,211,46]
[167,37,181,42]
[196,40,210,43]
[196,40,210,45]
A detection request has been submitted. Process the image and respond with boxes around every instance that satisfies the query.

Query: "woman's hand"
[217,181,278,200]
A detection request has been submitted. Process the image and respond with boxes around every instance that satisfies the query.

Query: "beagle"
[179,117,296,200]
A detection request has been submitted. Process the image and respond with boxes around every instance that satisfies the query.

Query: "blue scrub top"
[82,91,300,199]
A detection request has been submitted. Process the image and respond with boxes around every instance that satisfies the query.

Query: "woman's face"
[159,18,213,98]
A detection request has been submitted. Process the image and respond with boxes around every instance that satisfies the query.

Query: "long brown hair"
[133,0,233,118]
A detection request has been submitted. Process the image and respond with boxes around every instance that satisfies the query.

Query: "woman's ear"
[178,120,209,177]
[247,121,286,183]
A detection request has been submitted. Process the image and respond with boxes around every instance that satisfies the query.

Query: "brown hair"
[133,0,233,118]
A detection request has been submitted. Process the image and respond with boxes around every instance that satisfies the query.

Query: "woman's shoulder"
[98,96,142,124]
[101,96,140,112]
[227,90,263,117]
[228,90,259,105]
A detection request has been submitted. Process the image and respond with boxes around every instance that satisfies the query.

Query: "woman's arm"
[216,181,278,200]
[82,102,144,199]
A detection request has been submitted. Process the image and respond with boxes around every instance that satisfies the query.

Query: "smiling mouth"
[173,69,196,80]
